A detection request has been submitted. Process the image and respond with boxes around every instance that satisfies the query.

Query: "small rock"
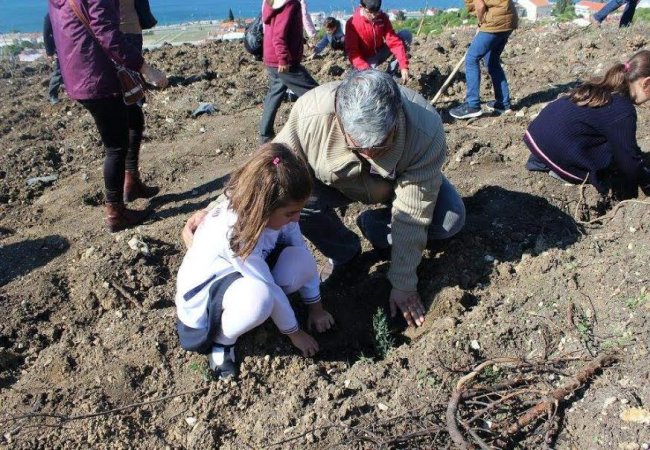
[470,340,481,350]
[185,417,197,426]
[618,443,640,450]
[603,396,617,409]
[216,149,223,155]
[127,236,150,255]
[199,127,206,133]
[377,403,388,411]
[484,255,495,262]
[620,407,650,424]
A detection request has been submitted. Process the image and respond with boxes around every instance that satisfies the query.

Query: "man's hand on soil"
[182,210,208,249]
[389,288,425,327]
[307,302,335,333]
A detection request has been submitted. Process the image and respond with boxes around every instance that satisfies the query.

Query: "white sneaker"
[208,344,236,379]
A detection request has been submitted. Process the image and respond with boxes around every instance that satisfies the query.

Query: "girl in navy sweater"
[524,50,650,199]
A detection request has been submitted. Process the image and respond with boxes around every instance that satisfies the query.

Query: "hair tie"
[623,62,631,73]
[272,157,281,166]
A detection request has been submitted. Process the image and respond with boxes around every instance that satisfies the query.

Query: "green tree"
[228,8,235,21]
[395,10,406,21]
[554,0,570,14]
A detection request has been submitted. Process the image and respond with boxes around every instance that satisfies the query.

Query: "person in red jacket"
[259,0,319,143]
[345,0,411,84]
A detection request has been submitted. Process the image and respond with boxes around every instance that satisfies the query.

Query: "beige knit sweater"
[275,82,447,291]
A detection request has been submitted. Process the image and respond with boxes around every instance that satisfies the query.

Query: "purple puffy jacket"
[48,0,144,100]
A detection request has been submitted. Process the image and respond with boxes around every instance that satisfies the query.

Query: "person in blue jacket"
[308,17,345,58]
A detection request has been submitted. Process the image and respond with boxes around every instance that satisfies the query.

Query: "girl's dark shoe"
[104,202,149,232]
[123,170,159,203]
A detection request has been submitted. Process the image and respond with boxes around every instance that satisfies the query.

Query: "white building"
[574,1,605,19]
[516,0,553,21]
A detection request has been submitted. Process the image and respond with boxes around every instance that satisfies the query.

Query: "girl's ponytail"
[569,50,650,108]
[569,63,627,107]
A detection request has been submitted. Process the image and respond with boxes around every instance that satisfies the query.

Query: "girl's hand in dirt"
[182,210,208,249]
[140,62,168,89]
[307,302,335,333]
[278,64,289,73]
[288,329,319,357]
[389,288,425,327]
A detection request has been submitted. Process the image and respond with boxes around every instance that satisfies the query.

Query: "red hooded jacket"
[262,0,304,68]
[344,7,408,71]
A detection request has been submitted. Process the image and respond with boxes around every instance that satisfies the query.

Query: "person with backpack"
[259,0,318,144]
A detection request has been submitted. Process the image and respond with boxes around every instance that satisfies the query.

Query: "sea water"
[0,0,463,33]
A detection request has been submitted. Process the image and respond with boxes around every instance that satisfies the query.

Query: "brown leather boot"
[123,170,159,203]
[105,203,150,232]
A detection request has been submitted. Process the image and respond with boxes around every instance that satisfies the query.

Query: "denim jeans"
[300,177,466,265]
[593,0,637,27]
[465,31,512,109]
[366,30,412,73]
[259,65,318,142]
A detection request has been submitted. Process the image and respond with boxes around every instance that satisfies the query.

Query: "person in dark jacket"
[308,17,345,58]
[524,50,650,200]
[259,0,319,144]
[43,13,62,104]
[48,0,168,232]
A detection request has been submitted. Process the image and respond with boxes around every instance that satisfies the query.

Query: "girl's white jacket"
[175,200,320,333]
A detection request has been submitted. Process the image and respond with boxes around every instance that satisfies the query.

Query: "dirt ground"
[0,22,649,449]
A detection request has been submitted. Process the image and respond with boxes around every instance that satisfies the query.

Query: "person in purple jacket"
[524,50,650,200]
[48,0,168,232]
[259,0,318,144]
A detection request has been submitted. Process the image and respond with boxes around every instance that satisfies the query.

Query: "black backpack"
[244,15,264,60]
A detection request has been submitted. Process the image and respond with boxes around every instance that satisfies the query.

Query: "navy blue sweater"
[524,94,650,195]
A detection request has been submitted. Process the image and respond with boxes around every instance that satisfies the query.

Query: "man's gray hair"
[335,70,402,149]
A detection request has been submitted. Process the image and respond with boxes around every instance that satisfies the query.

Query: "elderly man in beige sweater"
[183,70,465,327]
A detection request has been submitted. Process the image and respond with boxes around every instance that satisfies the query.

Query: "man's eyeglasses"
[344,126,396,159]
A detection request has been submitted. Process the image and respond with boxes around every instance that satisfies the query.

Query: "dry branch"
[3,387,208,425]
[499,354,617,437]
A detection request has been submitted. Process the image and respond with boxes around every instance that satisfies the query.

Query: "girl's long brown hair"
[569,49,650,107]
[225,143,313,259]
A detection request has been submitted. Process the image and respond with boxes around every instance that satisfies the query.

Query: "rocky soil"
[0,22,649,449]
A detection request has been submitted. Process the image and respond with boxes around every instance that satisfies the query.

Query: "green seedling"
[625,291,648,309]
[416,369,441,388]
[356,353,375,365]
[372,308,395,359]
[189,360,213,381]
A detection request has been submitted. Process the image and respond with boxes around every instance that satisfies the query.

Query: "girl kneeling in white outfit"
[175,143,334,378]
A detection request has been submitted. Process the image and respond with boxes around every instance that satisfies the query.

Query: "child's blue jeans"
[465,30,513,109]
